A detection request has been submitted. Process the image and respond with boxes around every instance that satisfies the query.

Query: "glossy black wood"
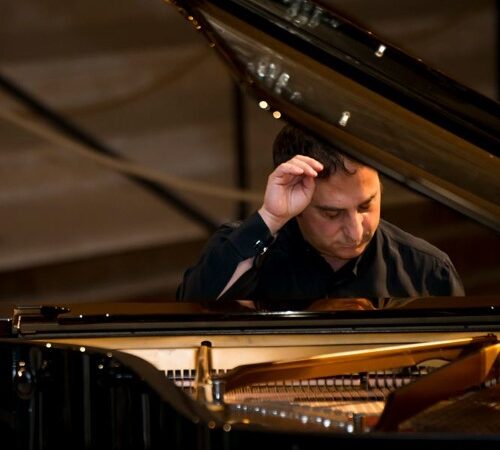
[171,0,500,231]
[5,297,500,338]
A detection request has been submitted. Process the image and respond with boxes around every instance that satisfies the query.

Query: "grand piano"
[1,0,499,448]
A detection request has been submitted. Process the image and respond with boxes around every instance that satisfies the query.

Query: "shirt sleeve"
[176,211,275,303]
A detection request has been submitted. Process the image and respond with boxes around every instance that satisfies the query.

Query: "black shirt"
[176,212,465,307]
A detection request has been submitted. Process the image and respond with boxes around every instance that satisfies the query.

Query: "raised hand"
[258,155,323,233]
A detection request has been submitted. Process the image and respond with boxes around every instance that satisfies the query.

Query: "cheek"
[363,211,380,231]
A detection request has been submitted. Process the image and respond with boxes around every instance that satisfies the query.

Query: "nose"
[343,212,364,244]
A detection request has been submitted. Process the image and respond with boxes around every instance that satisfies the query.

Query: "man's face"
[296,160,381,270]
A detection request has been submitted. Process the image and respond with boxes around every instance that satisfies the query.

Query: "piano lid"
[168,0,500,232]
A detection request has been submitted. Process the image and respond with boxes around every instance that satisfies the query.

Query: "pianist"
[177,124,465,309]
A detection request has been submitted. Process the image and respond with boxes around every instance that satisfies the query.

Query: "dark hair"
[273,124,354,178]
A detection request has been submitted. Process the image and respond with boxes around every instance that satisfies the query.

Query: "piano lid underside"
[170,0,500,231]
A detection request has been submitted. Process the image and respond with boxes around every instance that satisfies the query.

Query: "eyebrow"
[315,193,377,212]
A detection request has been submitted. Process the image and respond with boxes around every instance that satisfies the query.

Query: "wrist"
[258,207,287,234]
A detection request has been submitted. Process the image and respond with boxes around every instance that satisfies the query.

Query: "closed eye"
[358,195,376,212]
[320,209,341,220]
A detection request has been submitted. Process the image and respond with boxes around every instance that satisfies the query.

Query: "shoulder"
[218,220,243,233]
[215,211,267,238]
[203,221,242,245]
[377,219,451,265]
[376,220,465,296]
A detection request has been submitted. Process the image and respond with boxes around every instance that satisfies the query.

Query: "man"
[177,125,464,309]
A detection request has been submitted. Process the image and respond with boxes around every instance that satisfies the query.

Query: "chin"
[336,245,367,259]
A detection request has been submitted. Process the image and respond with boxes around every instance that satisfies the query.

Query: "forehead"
[313,165,380,205]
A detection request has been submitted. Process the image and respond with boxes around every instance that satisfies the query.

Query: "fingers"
[293,155,324,173]
[260,156,324,233]
[273,155,324,179]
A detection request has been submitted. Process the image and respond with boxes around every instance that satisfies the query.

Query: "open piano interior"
[3,297,500,448]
